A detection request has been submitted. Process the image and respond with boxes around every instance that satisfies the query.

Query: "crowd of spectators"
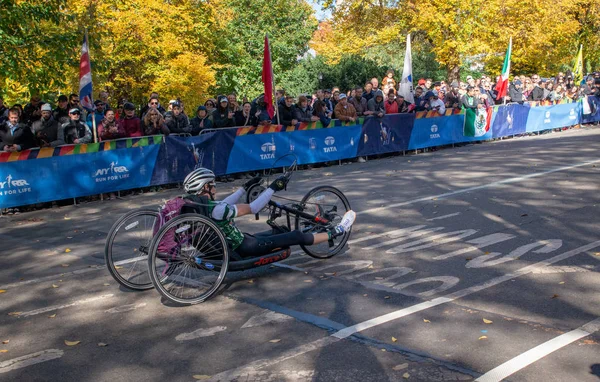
[1,71,599,153]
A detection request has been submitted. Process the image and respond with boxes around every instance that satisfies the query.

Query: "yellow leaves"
[0,350,7,353]
[97,342,108,347]
[403,372,410,379]
[52,284,59,288]
[64,340,80,346]
[479,336,488,340]
[392,337,397,342]
[0,290,6,294]
[8,312,21,316]
[48,314,57,318]
[268,339,281,343]
[483,319,493,324]
[423,319,431,323]
[551,294,559,299]
[65,249,71,253]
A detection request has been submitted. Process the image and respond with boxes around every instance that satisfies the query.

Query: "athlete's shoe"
[330,210,356,238]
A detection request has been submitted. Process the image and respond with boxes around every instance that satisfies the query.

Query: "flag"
[398,34,414,103]
[572,44,583,84]
[79,31,94,111]
[262,34,275,119]
[496,37,512,101]
[464,106,492,137]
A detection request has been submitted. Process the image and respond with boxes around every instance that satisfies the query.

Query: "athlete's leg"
[237,230,314,258]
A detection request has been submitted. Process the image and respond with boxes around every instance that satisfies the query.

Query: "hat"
[431,90,439,97]
[324,89,332,94]
[196,105,207,112]
[169,99,178,105]
[58,95,68,102]
[425,91,434,99]
[450,81,459,88]
[41,103,52,112]
[123,102,135,110]
[69,108,81,115]
[418,78,426,85]
[466,75,474,81]
[514,79,522,85]
[94,100,104,106]
[434,81,442,87]
[171,101,181,108]
[218,96,228,104]
[338,93,347,100]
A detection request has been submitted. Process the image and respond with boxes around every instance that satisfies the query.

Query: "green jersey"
[207,200,244,250]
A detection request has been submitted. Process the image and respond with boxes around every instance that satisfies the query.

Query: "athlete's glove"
[268,176,288,192]
[243,176,263,191]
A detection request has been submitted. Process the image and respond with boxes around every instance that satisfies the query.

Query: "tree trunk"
[447,64,460,83]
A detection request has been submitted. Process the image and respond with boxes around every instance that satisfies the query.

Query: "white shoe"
[334,210,356,236]
[357,157,366,163]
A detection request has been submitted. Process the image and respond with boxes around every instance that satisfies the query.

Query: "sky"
[308,0,332,21]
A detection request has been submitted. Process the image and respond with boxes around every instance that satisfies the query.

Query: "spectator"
[461,86,479,111]
[0,96,7,124]
[98,109,126,141]
[142,109,170,136]
[276,97,297,127]
[528,78,545,101]
[367,90,385,118]
[331,91,340,112]
[349,86,371,116]
[363,82,375,101]
[0,107,36,152]
[294,95,319,123]
[165,101,191,133]
[254,96,273,126]
[466,76,475,88]
[481,79,496,104]
[433,82,444,101]
[204,99,217,117]
[508,79,524,103]
[543,81,554,100]
[382,70,396,91]
[445,81,461,109]
[22,95,44,126]
[371,77,380,91]
[32,103,60,147]
[228,93,242,113]
[234,102,257,127]
[334,93,357,123]
[86,100,105,133]
[323,89,334,115]
[119,102,143,137]
[98,91,112,110]
[53,95,70,124]
[275,89,286,107]
[57,109,92,145]
[395,94,411,113]
[212,96,235,128]
[384,89,399,114]
[414,87,428,111]
[426,90,446,115]
[114,101,125,120]
[189,106,213,134]
[425,78,433,90]
[312,100,331,127]
[139,93,165,118]
[582,76,595,95]
[549,85,564,102]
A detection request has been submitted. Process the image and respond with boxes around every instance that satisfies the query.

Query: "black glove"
[243,176,262,191]
[268,176,288,192]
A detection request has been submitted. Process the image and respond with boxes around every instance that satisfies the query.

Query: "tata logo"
[430,124,441,139]
[323,136,337,153]
[324,136,335,146]
[260,142,276,160]
[94,161,130,182]
[569,108,577,120]
[544,111,551,124]
[0,174,32,196]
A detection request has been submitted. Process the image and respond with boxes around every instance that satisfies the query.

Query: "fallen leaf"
[367,265,374,269]
[392,337,397,342]
[61,264,70,267]
[67,237,73,239]
[403,372,410,379]
[192,376,211,380]
[2,340,8,344]
[375,277,384,280]
[0,350,7,353]
[559,281,565,285]
[423,319,431,323]
[324,272,336,276]
[64,216,71,220]
[384,296,391,299]
[381,349,386,352]
[48,314,56,318]
[483,319,493,324]
[479,336,488,340]
[363,294,368,297]
[115,266,123,269]
[324,172,333,176]
[484,252,490,255]
[7,312,21,316]
[103,283,110,286]
[465,257,473,261]
[64,340,81,346]
[551,294,559,299]
[269,339,281,343]
[52,284,59,288]
[97,342,108,347]
[393,363,408,371]
[304,280,313,283]
[0,290,6,294]
[65,249,71,253]
[582,339,598,345]
[594,252,600,257]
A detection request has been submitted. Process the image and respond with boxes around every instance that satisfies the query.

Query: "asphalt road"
[1,126,599,382]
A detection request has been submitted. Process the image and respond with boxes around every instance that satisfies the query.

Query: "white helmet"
[183,168,215,194]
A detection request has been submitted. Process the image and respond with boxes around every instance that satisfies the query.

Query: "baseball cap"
[418,78,426,85]
[123,102,135,110]
[41,103,52,112]
[94,100,104,106]
[69,108,81,115]
[338,93,347,99]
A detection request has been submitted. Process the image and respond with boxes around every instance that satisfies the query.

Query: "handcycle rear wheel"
[104,208,159,290]
[148,214,229,305]
[295,186,351,259]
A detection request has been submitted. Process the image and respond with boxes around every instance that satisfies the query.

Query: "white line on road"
[0,266,103,291]
[475,317,600,382]
[0,349,64,374]
[175,326,227,341]
[17,294,114,317]
[358,158,600,216]
[333,240,600,339]
[427,212,461,221]
[105,302,147,314]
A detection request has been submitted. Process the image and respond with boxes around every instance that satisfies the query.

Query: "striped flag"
[262,34,275,119]
[79,32,94,112]
[496,37,512,101]
[398,34,414,103]
[572,44,583,84]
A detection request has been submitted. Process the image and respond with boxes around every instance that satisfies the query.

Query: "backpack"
[154,195,210,254]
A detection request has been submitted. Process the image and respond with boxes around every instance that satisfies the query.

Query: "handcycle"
[104,156,351,305]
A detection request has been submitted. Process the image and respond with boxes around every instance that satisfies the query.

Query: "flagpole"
[85,28,98,143]
[269,35,280,126]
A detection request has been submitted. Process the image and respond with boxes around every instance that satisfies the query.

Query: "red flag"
[262,35,275,119]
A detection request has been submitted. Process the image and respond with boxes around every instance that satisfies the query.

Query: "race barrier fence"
[1,96,599,209]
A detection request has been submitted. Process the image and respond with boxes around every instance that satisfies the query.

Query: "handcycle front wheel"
[295,186,351,259]
[104,208,159,290]
[147,214,229,305]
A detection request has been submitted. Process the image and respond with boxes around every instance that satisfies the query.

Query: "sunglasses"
[150,102,158,105]
[71,100,80,103]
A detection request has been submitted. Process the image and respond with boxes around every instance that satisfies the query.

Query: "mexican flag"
[495,38,512,101]
[464,106,492,137]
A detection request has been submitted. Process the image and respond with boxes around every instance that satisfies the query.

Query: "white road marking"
[358,158,600,216]
[332,240,600,339]
[363,227,444,250]
[427,212,461,221]
[0,349,64,374]
[475,317,600,382]
[114,255,147,266]
[0,266,103,290]
[386,229,478,254]
[241,310,293,329]
[105,302,147,314]
[433,233,516,260]
[17,294,114,317]
[175,326,227,341]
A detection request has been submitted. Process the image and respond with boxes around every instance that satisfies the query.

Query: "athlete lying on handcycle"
[178,167,356,258]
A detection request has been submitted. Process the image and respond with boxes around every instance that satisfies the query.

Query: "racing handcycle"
[104,157,351,304]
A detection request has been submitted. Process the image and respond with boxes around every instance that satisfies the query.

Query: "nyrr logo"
[430,124,441,139]
[544,111,551,124]
[260,141,276,160]
[93,161,130,182]
[0,174,32,196]
[323,136,337,153]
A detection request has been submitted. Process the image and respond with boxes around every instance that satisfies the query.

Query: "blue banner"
[582,96,600,124]
[491,103,530,138]
[525,102,581,132]
[0,145,160,208]
[358,114,414,155]
[409,113,463,149]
